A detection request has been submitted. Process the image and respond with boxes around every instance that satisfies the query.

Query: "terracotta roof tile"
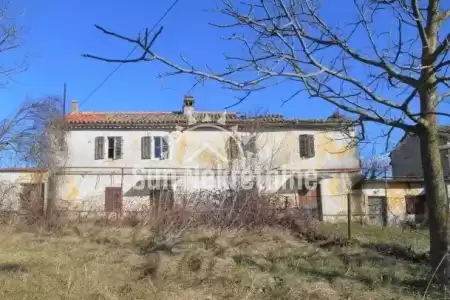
[66,111,351,128]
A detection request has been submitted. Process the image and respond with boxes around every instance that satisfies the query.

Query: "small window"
[153,136,169,160]
[107,137,123,160]
[405,195,426,215]
[299,134,315,158]
[141,136,151,159]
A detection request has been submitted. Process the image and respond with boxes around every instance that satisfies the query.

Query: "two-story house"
[55,96,361,220]
[390,127,450,178]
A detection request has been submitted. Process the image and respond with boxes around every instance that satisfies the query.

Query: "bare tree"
[0,1,27,86]
[0,97,64,167]
[85,0,450,283]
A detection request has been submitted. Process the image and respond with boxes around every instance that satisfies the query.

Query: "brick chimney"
[183,95,194,115]
[71,100,79,113]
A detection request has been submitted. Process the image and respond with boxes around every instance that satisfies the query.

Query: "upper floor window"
[226,136,240,160]
[299,134,315,158]
[141,136,170,160]
[107,137,123,160]
[154,136,169,160]
[94,136,123,160]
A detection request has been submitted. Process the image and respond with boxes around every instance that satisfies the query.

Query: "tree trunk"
[419,125,449,283]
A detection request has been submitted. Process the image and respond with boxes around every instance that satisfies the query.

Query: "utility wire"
[79,0,181,108]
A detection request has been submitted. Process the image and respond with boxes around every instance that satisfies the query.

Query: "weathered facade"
[390,127,450,178]
[0,168,48,214]
[354,178,450,225]
[55,96,361,220]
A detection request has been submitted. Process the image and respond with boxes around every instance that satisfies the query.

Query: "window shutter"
[299,134,315,158]
[227,137,239,160]
[115,137,123,159]
[299,135,307,158]
[242,136,257,153]
[141,136,151,159]
[307,135,315,158]
[95,137,104,160]
[162,136,169,159]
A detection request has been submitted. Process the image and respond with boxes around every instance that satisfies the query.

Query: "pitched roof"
[66,111,352,129]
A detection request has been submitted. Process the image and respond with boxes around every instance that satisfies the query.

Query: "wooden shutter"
[141,136,151,159]
[299,134,315,158]
[299,135,307,158]
[95,137,104,160]
[115,137,123,159]
[227,137,239,160]
[307,135,315,158]
[162,136,169,159]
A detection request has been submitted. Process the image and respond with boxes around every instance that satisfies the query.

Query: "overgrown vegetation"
[0,218,441,300]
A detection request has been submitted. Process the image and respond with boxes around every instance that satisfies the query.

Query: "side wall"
[0,171,48,211]
[391,135,450,177]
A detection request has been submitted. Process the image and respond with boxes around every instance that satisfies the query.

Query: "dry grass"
[0,223,441,300]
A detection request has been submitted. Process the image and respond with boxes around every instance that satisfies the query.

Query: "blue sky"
[2,0,449,159]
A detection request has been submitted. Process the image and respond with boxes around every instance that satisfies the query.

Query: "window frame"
[299,134,316,158]
[152,136,170,160]
[106,136,123,160]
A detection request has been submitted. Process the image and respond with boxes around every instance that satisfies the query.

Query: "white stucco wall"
[65,127,359,170]
[58,126,360,211]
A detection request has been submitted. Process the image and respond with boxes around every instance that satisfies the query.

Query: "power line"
[79,0,181,108]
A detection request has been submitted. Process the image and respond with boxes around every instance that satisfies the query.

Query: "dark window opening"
[107,137,122,160]
[108,137,115,159]
[405,195,426,215]
[153,136,169,159]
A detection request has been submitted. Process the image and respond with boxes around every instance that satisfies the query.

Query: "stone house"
[52,96,361,220]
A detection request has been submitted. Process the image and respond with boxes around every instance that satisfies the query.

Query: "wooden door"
[105,187,123,213]
[367,196,387,226]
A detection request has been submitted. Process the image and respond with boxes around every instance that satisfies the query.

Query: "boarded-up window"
[227,137,240,160]
[105,187,122,212]
[95,137,104,160]
[405,195,426,215]
[107,137,123,160]
[141,136,151,159]
[299,134,315,158]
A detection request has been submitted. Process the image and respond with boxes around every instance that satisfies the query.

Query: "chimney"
[183,95,194,115]
[71,100,79,113]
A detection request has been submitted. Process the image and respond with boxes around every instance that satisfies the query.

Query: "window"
[153,136,169,160]
[227,137,240,160]
[299,134,315,158]
[141,136,151,159]
[405,195,426,215]
[107,137,123,160]
[94,137,104,160]
[242,136,257,154]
